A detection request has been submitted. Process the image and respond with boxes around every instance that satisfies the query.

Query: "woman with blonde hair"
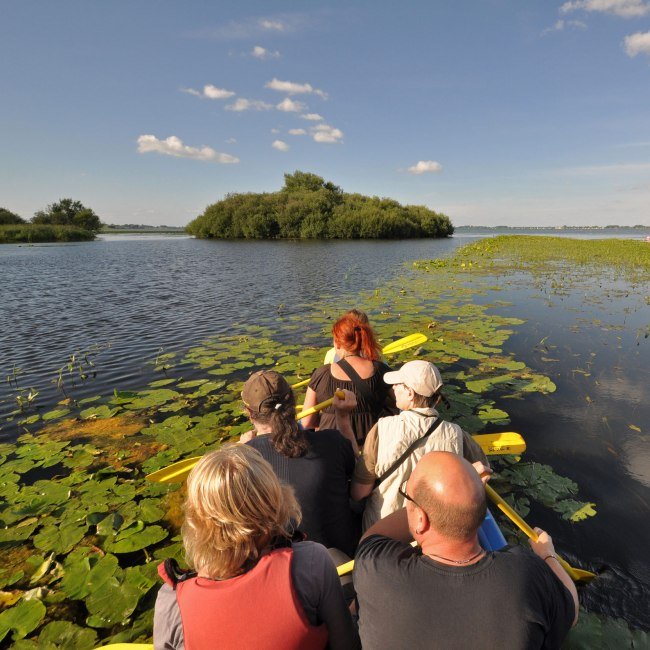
[302,310,397,444]
[153,445,360,649]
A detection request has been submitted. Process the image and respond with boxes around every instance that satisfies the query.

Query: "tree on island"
[187,171,453,240]
[0,207,25,225]
[32,198,103,233]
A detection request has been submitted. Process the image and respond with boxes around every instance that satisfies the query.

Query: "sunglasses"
[398,479,422,509]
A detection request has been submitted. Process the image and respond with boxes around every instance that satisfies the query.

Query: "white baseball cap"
[383,360,443,397]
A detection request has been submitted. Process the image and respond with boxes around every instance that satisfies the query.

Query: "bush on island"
[0,224,96,244]
[32,198,103,234]
[186,171,454,240]
[0,207,25,225]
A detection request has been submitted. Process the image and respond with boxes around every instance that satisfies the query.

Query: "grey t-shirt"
[153,540,360,650]
[354,535,575,650]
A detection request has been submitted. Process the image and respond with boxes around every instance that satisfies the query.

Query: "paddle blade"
[473,432,526,456]
[381,333,428,355]
[146,456,200,484]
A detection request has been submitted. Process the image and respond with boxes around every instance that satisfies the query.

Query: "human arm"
[461,428,490,466]
[360,507,412,544]
[333,389,359,456]
[153,584,184,650]
[239,429,257,443]
[300,387,319,429]
[292,543,361,650]
[350,423,379,501]
[529,527,579,626]
[472,461,493,484]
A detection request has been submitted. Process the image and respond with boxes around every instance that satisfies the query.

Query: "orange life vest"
[158,547,329,650]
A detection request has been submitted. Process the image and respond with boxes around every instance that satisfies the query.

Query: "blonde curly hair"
[182,444,301,579]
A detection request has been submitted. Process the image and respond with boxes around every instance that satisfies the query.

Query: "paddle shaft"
[485,484,594,582]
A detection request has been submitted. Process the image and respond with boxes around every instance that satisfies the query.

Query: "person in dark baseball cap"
[240,369,361,556]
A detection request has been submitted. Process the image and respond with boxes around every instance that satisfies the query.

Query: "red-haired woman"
[302,311,396,445]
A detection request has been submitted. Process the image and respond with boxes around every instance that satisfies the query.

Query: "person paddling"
[240,370,360,556]
[302,311,397,444]
[354,451,578,649]
[351,359,490,531]
[153,445,360,650]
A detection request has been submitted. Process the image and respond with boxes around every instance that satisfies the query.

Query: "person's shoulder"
[310,364,330,380]
[493,545,559,581]
[355,534,413,562]
[246,435,273,453]
[292,540,334,568]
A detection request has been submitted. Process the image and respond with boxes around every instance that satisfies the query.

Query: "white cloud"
[624,30,650,56]
[225,97,273,111]
[265,78,327,99]
[272,139,290,151]
[203,84,236,99]
[288,128,307,135]
[252,45,280,59]
[276,97,306,112]
[181,84,235,99]
[407,160,443,174]
[225,137,237,144]
[541,18,587,35]
[301,113,324,121]
[137,135,239,164]
[561,0,650,17]
[259,18,285,31]
[271,128,281,134]
[311,124,344,144]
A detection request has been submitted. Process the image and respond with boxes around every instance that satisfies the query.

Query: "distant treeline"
[0,224,97,244]
[0,199,102,243]
[186,171,454,240]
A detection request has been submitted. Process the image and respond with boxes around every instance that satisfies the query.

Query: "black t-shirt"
[354,535,575,650]
[247,429,359,556]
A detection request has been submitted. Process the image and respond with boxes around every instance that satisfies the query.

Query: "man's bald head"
[410,452,487,541]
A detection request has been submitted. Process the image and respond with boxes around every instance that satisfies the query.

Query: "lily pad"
[35,620,98,650]
[0,599,46,642]
[42,408,71,422]
[103,524,168,554]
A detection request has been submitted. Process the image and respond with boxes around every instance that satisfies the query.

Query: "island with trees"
[186,171,454,240]
[0,199,102,244]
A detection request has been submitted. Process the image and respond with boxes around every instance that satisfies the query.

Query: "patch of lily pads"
[1,236,647,646]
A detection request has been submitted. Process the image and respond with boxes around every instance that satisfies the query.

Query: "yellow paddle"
[485,484,596,583]
[146,391,346,483]
[146,430,525,484]
[291,333,428,389]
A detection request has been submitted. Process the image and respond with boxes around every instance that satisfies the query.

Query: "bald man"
[353,452,579,650]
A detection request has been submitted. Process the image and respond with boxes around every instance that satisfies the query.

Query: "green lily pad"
[42,408,71,422]
[0,599,46,642]
[33,520,89,554]
[177,379,209,389]
[35,620,98,650]
[79,405,121,419]
[61,551,119,600]
[103,524,168,553]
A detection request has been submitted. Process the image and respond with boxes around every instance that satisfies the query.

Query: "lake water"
[1,231,649,631]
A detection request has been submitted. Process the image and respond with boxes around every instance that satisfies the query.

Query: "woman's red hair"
[332,312,381,360]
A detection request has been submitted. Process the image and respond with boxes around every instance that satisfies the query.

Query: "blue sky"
[1,1,649,227]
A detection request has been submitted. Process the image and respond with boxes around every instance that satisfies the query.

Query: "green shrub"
[186,171,454,240]
[0,224,96,244]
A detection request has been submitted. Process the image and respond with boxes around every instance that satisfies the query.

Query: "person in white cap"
[351,360,490,531]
